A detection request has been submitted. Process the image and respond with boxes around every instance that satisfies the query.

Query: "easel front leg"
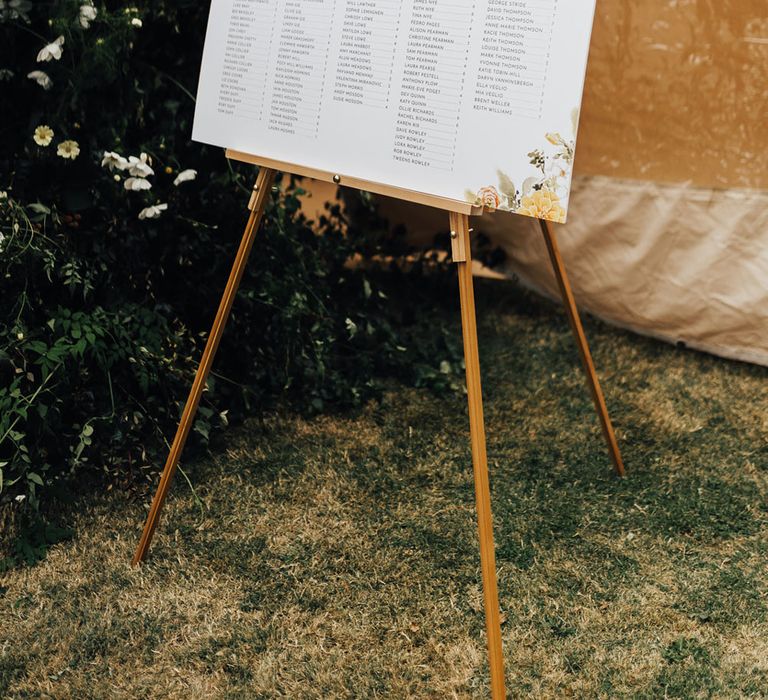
[132,167,277,565]
[539,219,625,477]
[449,213,506,700]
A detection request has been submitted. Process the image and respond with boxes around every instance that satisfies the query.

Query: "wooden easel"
[132,153,625,700]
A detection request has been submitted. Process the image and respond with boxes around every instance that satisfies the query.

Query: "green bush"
[0,1,462,517]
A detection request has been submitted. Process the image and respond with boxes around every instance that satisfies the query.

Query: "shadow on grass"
[1,277,767,698]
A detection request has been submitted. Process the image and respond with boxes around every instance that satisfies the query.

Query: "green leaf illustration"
[496,170,516,200]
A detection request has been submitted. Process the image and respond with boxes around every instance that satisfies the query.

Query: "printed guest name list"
[214,0,556,164]
[194,0,596,218]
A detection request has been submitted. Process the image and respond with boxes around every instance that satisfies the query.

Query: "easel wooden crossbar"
[132,154,625,700]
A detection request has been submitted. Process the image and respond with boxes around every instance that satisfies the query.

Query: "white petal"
[173,169,197,186]
[106,152,128,171]
[138,203,167,220]
[131,164,153,178]
[27,70,53,89]
[124,177,152,191]
[127,156,154,177]
[101,151,127,170]
[37,37,64,62]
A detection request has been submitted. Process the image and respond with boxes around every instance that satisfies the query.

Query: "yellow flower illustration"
[517,189,566,223]
[33,125,54,147]
[476,185,502,210]
[57,140,80,160]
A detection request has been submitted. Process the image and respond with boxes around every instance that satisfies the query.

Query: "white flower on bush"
[101,151,129,171]
[138,203,167,220]
[79,3,97,28]
[0,68,14,81]
[27,70,52,90]
[173,169,197,186]
[33,125,54,147]
[102,150,157,189]
[57,140,80,160]
[127,154,154,178]
[37,35,65,62]
[124,177,152,191]
[131,18,142,28]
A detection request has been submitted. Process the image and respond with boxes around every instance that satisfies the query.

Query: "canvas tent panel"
[576,0,768,191]
[490,177,768,367]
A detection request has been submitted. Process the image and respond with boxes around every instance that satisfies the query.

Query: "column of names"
[217,0,278,119]
[474,0,557,119]
[333,0,404,108]
[393,0,477,171]
[268,0,337,137]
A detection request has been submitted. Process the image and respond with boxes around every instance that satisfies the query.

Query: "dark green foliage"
[0,2,458,516]
[0,519,73,570]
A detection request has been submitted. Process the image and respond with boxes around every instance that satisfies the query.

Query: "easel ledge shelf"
[226,149,484,215]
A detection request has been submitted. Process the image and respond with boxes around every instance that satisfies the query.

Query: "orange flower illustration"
[476,186,502,210]
[516,189,566,223]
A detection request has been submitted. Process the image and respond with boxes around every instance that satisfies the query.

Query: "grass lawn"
[1,277,767,698]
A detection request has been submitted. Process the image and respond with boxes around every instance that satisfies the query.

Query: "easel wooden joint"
[133,162,625,700]
[247,181,262,210]
[449,213,470,263]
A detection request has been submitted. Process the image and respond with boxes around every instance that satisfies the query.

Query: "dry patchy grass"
[1,279,767,698]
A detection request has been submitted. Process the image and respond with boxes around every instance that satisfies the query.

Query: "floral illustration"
[517,189,566,223]
[466,108,579,223]
[476,185,502,210]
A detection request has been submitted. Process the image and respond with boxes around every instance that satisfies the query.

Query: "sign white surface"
[193,0,597,222]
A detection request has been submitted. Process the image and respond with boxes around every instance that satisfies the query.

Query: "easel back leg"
[539,218,626,477]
